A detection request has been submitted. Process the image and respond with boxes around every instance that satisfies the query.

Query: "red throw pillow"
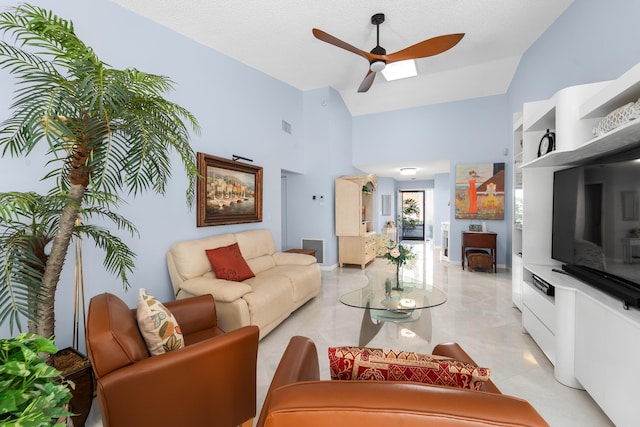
[328,346,490,390]
[205,243,255,282]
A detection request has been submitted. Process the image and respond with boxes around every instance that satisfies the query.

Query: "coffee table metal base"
[359,302,432,346]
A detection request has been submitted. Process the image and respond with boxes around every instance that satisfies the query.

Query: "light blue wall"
[0,0,307,346]
[2,0,640,347]
[433,173,451,246]
[508,0,640,112]
[374,177,397,235]
[283,87,355,266]
[353,0,640,268]
[353,95,511,266]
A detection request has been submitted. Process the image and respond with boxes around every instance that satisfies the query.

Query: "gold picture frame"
[196,153,263,227]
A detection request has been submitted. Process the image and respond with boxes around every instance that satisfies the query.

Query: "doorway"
[401,191,425,240]
[281,174,287,248]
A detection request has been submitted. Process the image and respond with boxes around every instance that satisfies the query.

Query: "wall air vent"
[302,238,324,264]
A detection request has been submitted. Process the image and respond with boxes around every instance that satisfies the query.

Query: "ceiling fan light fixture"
[370,60,386,72]
[312,12,464,93]
[382,60,417,81]
[400,167,417,176]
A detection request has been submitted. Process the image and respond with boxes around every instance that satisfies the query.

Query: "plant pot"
[52,347,94,427]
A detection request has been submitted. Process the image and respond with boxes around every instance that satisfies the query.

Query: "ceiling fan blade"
[312,28,372,61]
[358,70,377,93]
[386,33,465,63]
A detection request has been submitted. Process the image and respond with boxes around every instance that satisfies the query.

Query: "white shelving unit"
[514,62,640,427]
[512,112,523,310]
[440,221,450,262]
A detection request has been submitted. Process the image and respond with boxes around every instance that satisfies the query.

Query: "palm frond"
[75,225,136,287]
[0,4,97,65]
[0,232,48,334]
[0,190,139,332]
[0,5,200,335]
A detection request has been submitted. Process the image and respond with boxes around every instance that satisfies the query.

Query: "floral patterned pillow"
[328,346,490,390]
[136,288,185,356]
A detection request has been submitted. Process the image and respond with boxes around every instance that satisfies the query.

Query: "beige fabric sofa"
[167,229,321,339]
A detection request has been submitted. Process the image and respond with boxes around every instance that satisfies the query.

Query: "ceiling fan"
[312,13,464,93]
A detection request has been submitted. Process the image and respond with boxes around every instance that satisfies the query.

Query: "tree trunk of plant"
[31,184,86,339]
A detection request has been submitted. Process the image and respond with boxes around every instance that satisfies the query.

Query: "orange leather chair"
[86,292,259,427]
[257,336,549,427]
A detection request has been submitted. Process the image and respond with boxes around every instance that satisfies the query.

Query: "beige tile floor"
[86,241,615,426]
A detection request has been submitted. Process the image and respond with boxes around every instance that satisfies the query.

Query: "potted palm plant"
[0,4,200,423]
[0,191,136,426]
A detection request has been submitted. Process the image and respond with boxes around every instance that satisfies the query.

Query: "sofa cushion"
[269,265,321,303]
[170,233,237,281]
[246,254,277,275]
[242,275,294,329]
[328,346,491,390]
[180,275,253,303]
[206,243,255,282]
[236,229,276,261]
[273,251,317,266]
[137,289,185,356]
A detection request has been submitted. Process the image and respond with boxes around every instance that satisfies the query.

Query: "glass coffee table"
[339,270,447,346]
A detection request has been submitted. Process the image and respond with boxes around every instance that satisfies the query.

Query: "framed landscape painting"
[196,153,263,226]
[455,162,505,220]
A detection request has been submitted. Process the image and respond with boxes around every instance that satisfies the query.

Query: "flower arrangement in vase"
[378,240,415,290]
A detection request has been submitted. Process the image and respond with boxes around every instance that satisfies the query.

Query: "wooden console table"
[285,248,317,260]
[461,231,497,272]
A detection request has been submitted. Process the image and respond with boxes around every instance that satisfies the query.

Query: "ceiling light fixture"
[381,60,417,81]
[400,167,417,176]
[370,60,386,72]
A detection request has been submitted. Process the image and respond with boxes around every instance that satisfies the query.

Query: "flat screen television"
[552,147,640,309]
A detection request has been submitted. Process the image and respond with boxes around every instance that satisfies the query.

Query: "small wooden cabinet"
[461,231,497,272]
[335,174,377,268]
[338,232,377,268]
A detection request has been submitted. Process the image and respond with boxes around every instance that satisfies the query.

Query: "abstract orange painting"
[455,163,505,220]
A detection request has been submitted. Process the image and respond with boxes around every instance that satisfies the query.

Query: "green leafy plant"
[377,239,415,290]
[379,241,415,270]
[0,191,137,333]
[0,333,73,426]
[0,4,200,339]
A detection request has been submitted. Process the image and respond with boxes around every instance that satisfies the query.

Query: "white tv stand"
[515,62,640,427]
[521,264,640,427]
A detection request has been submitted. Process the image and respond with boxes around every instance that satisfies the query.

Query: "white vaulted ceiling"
[112,0,573,117]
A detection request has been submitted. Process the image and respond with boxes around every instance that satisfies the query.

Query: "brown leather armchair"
[86,292,259,427]
[258,336,549,427]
